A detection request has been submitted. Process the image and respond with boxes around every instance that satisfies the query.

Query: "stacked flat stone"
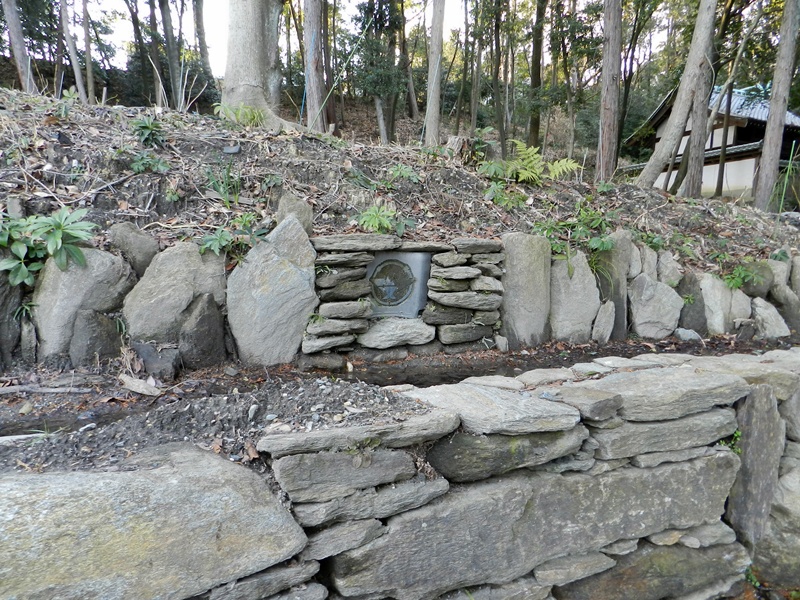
[422,237,505,347]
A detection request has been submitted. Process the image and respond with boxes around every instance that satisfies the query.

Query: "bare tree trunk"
[492,0,506,158]
[526,0,547,147]
[424,0,445,145]
[754,0,799,210]
[679,59,713,197]
[304,0,328,131]
[123,0,151,100]
[374,97,389,144]
[193,0,214,80]
[158,0,181,107]
[2,0,38,93]
[469,2,483,135]
[60,1,88,103]
[322,0,337,132]
[148,0,167,106]
[82,0,95,103]
[288,0,306,63]
[454,0,470,134]
[400,0,420,119]
[635,0,717,187]
[595,0,621,182]
[715,86,734,196]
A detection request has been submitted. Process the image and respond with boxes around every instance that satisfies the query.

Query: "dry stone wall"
[5,350,800,599]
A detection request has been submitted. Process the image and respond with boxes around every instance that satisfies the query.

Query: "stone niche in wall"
[302,234,505,357]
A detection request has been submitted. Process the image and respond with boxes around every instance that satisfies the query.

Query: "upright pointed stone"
[596,230,632,340]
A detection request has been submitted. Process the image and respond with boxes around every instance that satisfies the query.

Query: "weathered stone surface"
[740,261,775,298]
[628,273,683,339]
[427,278,471,292]
[301,519,385,560]
[429,290,503,311]
[640,245,658,280]
[534,552,616,587]
[318,279,372,301]
[769,283,800,332]
[549,251,601,343]
[570,362,612,376]
[402,383,580,435]
[131,341,181,380]
[554,542,749,600]
[726,384,785,550]
[592,356,655,370]
[330,453,740,600]
[356,317,435,349]
[628,244,642,279]
[752,297,791,339]
[647,529,682,545]
[516,368,575,388]
[427,425,589,482]
[768,258,790,286]
[293,478,450,527]
[439,577,551,600]
[350,347,409,363]
[0,444,306,600]
[108,221,159,277]
[630,446,713,468]
[0,268,21,368]
[277,192,313,234]
[591,300,615,344]
[316,267,367,288]
[472,253,505,264]
[592,409,737,459]
[301,334,356,354]
[35,249,136,359]
[672,577,743,600]
[500,233,551,349]
[319,301,373,319]
[471,276,504,293]
[678,271,708,335]
[431,265,482,280]
[675,327,703,341]
[68,310,120,366]
[476,263,504,278]
[228,217,317,366]
[432,251,469,267]
[179,293,226,369]
[438,323,494,344]
[782,390,800,442]
[657,250,683,287]
[686,354,800,400]
[600,539,639,556]
[209,561,320,600]
[679,521,737,548]
[452,238,503,253]
[398,240,453,253]
[548,386,623,421]
[316,252,374,267]
[268,582,328,600]
[596,230,632,340]
[731,289,752,323]
[752,469,800,587]
[257,409,460,457]
[573,367,749,421]
[307,318,369,336]
[310,234,401,252]
[421,303,472,325]
[462,375,524,390]
[474,310,501,325]
[272,449,417,503]
[699,273,733,335]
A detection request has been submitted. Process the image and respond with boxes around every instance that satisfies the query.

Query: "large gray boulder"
[697,273,733,335]
[677,271,708,335]
[500,233,551,348]
[228,216,318,366]
[752,469,800,588]
[549,251,601,343]
[178,294,227,369]
[68,309,121,366]
[33,249,136,360]
[726,385,785,550]
[752,297,790,339]
[595,230,632,340]
[330,452,740,600]
[356,317,435,349]
[123,242,226,344]
[108,221,159,277]
[627,273,683,339]
[0,444,306,600]
[0,268,21,368]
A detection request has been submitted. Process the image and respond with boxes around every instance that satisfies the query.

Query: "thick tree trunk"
[223,0,287,130]
[158,0,181,108]
[754,0,799,210]
[635,0,717,188]
[322,0,337,132]
[304,0,328,132]
[82,0,95,103]
[679,59,713,197]
[424,0,445,145]
[595,0,621,182]
[60,1,88,104]
[2,0,38,93]
[526,0,547,147]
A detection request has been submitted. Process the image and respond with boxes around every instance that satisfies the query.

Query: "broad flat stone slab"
[431,265,483,280]
[433,252,469,267]
[452,238,503,253]
[209,561,320,600]
[306,318,368,336]
[438,323,494,344]
[316,252,374,267]
[516,368,575,388]
[600,539,639,556]
[438,576,551,600]
[592,356,656,370]
[687,354,800,401]
[753,297,791,339]
[471,277,504,293]
[310,234,401,252]
[318,278,371,301]
[319,301,373,319]
[428,278,471,292]
[293,479,450,527]
[429,290,503,311]
[0,444,306,600]
[426,425,589,482]
[533,552,616,586]
[401,384,580,434]
[543,386,623,421]
[570,363,612,377]
[302,334,356,353]
[357,317,435,349]
[272,449,417,503]
[462,376,525,390]
[399,241,453,252]
[257,409,459,457]
[316,267,367,288]
[752,469,800,587]
[300,519,385,560]
[592,408,738,460]
[573,367,749,421]
[631,446,713,468]
[330,453,740,600]
[678,521,737,548]
[726,384,785,550]
[554,542,750,600]
[269,582,328,600]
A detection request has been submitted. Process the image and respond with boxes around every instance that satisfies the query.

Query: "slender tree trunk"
[2,0,38,93]
[400,0,420,119]
[193,0,214,80]
[469,2,483,134]
[148,0,167,106]
[715,85,734,196]
[158,0,181,107]
[123,0,150,100]
[82,0,95,103]
[492,0,506,157]
[54,9,65,95]
[526,0,548,147]
[374,96,389,144]
[289,0,306,63]
[454,0,470,134]
[754,0,799,210]
[636,0,718,187]
[322,0,337,131]
[304,0,328,131]
[596,0,622,182]
[679,58,713,197]
[60,1,88,103]
[424,0,445,145]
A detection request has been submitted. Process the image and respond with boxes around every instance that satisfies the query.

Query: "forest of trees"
[0,0,799,207]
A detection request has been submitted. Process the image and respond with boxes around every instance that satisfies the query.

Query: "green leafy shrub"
[213,103,266,128]
[131,115,165,148]
[723,264,763,290]
[131,151,169,174]
[207,161,241,208]
[357,205,416,236]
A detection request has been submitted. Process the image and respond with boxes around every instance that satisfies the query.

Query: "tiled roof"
[709,88,800,128]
